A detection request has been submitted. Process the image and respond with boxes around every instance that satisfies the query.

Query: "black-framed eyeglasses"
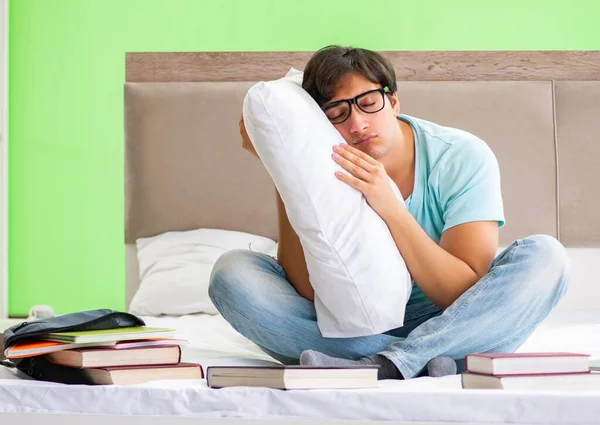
[321,87,390,124]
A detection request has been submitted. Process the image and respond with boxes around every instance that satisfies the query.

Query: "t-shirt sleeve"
[435,138,505,233]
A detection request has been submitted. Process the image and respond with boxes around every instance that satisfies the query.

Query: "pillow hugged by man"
[242,69,412,338]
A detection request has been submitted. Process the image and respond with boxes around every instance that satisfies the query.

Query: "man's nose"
[348,104,369,134]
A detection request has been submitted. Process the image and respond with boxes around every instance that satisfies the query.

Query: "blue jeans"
[208,234,570,378]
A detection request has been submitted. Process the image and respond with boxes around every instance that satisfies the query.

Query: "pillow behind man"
[242,69,412,338]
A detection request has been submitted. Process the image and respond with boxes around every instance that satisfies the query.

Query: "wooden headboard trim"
[126,51,600,83]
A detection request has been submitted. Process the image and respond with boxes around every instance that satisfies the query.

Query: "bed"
[1,51,600,424]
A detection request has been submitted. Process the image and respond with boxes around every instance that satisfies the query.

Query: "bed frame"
[119,51,600,423]
[120,51,600,424]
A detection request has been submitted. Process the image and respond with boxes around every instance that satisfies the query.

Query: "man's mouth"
[355,135,376,145]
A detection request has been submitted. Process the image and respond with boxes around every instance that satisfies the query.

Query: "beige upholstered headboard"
[124,51,600,308]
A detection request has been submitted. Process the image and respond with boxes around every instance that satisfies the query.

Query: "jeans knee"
[208,249,255,308]
[520,234,570,302]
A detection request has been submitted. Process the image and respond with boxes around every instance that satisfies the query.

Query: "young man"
[208,46,570,379]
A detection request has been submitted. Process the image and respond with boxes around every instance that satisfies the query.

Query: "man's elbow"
[300,287,315,302]
[277,251,314,302]
[435,268,482,310]
[285,270,314,302]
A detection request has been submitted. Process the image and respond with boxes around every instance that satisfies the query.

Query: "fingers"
[239,116,259,158]
[338,143,379,166]
[335,170,365,192]
[332,152,372,182]
[333,144,376,173]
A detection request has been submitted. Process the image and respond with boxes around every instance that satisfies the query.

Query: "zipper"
[9,321,29,333]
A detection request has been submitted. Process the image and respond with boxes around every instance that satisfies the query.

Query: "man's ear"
[389,92,400,115]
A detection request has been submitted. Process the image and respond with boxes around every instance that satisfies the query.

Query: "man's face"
[324,72,401,160]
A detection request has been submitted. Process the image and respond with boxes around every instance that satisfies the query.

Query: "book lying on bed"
[5,340,115,359]
[206,365,379,390]
[39,326,176,343]
[465,352,591,376]
[461,371,600,390]
[84,362,203,385]
[4,338,188,359]
[44,345,182,368]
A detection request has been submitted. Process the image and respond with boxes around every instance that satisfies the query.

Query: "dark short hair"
[302,45,397,106]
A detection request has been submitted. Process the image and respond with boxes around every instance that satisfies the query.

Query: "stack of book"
[4,326,203,385]
[461,352,600,391]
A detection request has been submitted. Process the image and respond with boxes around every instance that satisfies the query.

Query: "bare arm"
[275,191,314,301]
[383,206,498,310]
[239,113,314,301]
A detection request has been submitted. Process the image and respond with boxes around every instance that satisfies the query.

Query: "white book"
[207,365,379,390]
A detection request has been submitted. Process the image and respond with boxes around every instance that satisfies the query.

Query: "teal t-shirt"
[398,114,506,305]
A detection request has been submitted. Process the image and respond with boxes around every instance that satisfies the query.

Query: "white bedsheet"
[1,309,600,423]
[142,313,279,366]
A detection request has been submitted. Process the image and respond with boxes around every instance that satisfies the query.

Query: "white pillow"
[242,69,412,338]
[129,228,277,316]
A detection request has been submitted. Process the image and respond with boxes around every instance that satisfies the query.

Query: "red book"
[466,352,590,376]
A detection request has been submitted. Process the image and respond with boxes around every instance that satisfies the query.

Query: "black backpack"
[1,309,145,384]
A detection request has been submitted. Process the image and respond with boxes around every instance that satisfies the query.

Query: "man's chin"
[358,144,384,160]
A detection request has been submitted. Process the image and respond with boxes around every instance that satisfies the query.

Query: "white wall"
[0,0,7,319]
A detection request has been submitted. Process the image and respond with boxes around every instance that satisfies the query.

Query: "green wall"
[8,0,600,316]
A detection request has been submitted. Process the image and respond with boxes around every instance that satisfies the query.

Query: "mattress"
[1,309,600,423]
